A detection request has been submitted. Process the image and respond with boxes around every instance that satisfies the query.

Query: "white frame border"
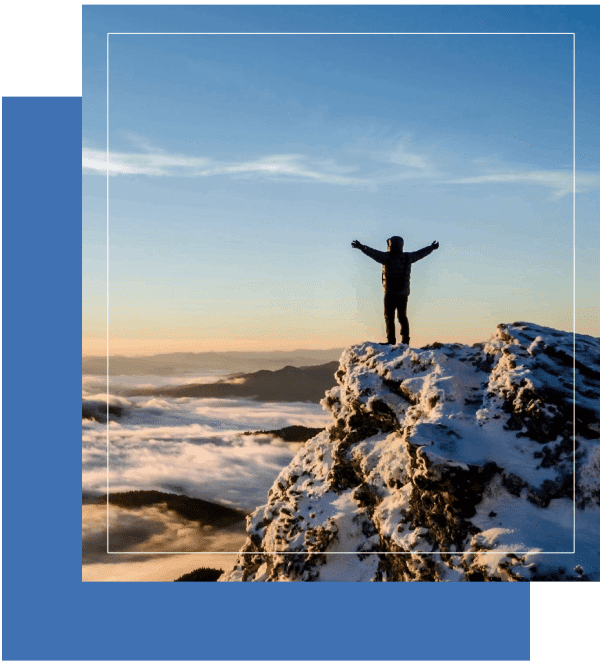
[104,31,578,557]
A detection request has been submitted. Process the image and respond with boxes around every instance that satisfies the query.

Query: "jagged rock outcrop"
[221,323,600,582]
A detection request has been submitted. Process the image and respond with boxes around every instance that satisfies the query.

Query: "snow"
[222,322,599,582]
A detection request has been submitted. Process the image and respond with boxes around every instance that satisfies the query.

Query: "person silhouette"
[352,236,438,345]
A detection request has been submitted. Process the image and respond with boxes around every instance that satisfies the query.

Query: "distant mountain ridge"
[83,349,345,376]
[127,362,339,403]
[243,425,325,442]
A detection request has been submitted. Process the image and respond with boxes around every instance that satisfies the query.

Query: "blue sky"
[82,5,599,354]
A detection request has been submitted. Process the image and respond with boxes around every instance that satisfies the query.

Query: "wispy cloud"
[374,142,432,171]
[83,137,597,197]
[82,148,212,176]
[83,148,370,185]
[444,170,599,199]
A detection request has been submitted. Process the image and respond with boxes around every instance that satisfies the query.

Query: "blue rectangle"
[2,97,530,661]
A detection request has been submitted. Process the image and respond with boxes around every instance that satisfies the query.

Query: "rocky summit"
[221,323,600,582]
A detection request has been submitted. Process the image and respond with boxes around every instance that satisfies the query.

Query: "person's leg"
[397,295,410,344]
[383,293,396,344]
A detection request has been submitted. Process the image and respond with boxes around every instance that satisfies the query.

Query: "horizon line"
[83,346,348,358]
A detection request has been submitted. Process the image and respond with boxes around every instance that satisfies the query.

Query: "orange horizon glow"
[83,312,600,357]
[82,330,509,357]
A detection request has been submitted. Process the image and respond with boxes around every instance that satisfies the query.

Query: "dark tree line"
[94,490,247,526]
[174,567,224,582]
[244,424,324,442]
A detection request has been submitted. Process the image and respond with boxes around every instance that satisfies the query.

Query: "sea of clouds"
[82,373,333,512]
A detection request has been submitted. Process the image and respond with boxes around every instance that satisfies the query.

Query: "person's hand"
[351,240,362,249]
[431,241,439,250]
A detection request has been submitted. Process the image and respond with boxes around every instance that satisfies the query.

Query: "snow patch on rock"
[221,323,599,582]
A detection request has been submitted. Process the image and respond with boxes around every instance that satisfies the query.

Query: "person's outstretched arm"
[409,241,439,264]
[351,240,387,264]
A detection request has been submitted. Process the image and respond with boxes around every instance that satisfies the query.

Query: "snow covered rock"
[221,323,599,582]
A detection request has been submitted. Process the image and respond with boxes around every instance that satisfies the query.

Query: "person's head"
[387,236,404,252]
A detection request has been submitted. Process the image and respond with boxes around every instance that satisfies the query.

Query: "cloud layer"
[83,376,332,511]
[83,137,598,199]
[83,148,368,185]
[445,170,599,199]
[83,503,246,564]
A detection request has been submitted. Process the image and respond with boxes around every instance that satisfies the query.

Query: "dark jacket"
[358,243,435,296]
